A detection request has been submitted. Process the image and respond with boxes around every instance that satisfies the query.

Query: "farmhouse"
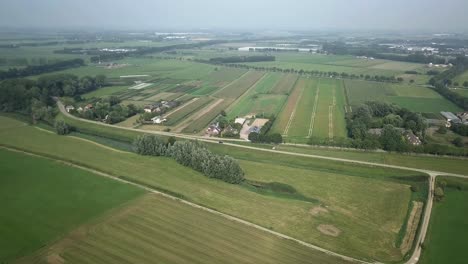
[441,111,461,123]
[84,104,93,110]
[65,105,75,113]
[151,116,167,124]
[457,112,468,124]
[206,123,221,136]
[144,103,162,113]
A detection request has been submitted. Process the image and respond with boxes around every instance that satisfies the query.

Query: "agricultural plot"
[311,79,337,139]
[213,71,265,98]
[28,194,350,264]
[271,79,302,134]
[420,177,468,264]
[286,78,319,138]
[227,73,286,118]
[453,88,468,97]
[0,148,144,263]
[274,77,347,142]
[345,80,462,113]
[271,74,298,94]
[0,116,420,262]
[241,53,427,77]
[164,97,213,126]
[191,67,248,96]
[181,99,234,133]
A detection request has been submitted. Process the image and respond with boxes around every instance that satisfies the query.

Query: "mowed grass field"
[273,77,347,142]
[345,80,461,113]
[227,73,287,118]
[0,116,418,262]
[26,194,350,264]
[213,70,265,98]
[0,148,144,263]
[419,177,468,264]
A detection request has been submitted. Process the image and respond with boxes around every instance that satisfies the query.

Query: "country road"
[57,100,468,264]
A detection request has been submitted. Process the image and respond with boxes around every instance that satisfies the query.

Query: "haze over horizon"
[0,0,467,33]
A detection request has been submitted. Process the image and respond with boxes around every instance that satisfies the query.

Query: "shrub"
[54,120,70,135]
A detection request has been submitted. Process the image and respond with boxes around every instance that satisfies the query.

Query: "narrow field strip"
[329,105,334,139]
[308,85,320,138]
[225,73,268,113]
[283,83,305,136]
[173,98,224,132]
[164,97,199,118]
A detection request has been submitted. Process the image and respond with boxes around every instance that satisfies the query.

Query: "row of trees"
[189,58,405,83]
[209,55,275,63]
[133,135,244,184]
[89,40,226,63]
[0,59,85,80]
[428,56,468,110]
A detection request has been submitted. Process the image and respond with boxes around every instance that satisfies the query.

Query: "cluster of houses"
[428,63,453,68]
[206,117,247,137]
[65,104,93,113]
[143,100,180,125]
[144,100,179,114]
[440,111,468,126]
[368,127,422,146]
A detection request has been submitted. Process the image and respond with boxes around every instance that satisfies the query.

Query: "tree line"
[133,135,244,184]
[0,74,105,124]
[429,56,468,110]
[89,40,226,63]
[209,55,275,63]
[0,59,85,80]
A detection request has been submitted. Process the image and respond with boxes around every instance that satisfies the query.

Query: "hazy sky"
[1,0,468,32]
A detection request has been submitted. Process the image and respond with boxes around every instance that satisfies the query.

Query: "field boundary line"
[329,88,336,139]
[308,81,320,138]
[283,81,305,136]
[164,97,200,118]
[0,145,369,264]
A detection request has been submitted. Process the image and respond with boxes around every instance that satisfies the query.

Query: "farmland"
[25,194,350,264]
[0,148,144,263]
[227,73,289,118]
[0,116,421,262]
[419,177,468,264]
[345,80,461,113]
[272,77,347,142]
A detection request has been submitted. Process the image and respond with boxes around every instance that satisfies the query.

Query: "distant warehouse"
[440,112,461,123]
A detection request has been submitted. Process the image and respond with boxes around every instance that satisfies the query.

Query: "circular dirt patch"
[317,224,341,237]
[309,206,329,216]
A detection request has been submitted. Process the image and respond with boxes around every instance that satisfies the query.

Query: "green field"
[0,148,144,263]
[273,77,347,142]
[0,116,421,262]
[227,73,287,118]
[165,97,213,126]
[345,79,461,113]
[285,78,318,138]
[453,88,468,97]
[420,177,468,264]
[239,53,427,78]
[213,71,265,98]
[26,194,350,264]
